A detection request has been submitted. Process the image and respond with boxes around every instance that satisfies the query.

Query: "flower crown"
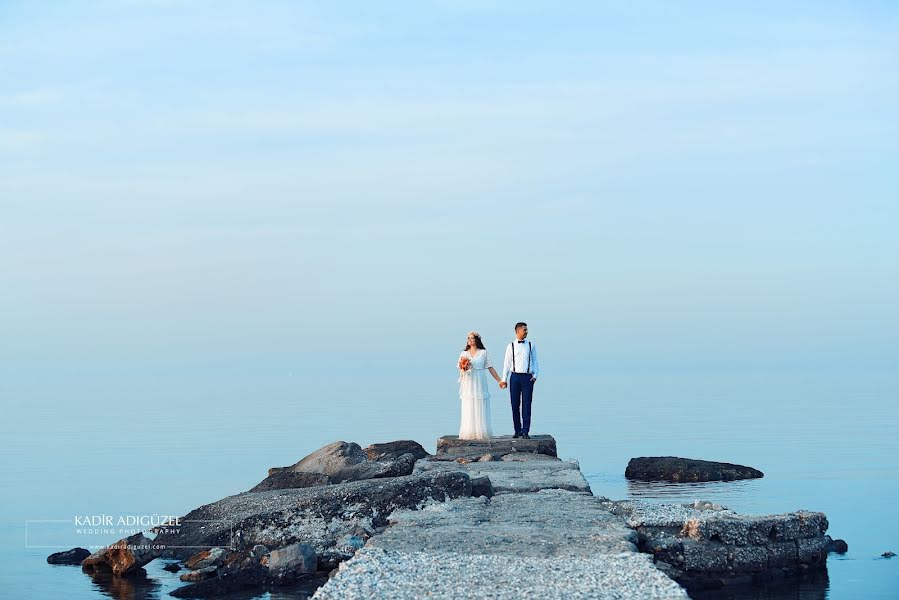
[467,330,481,339]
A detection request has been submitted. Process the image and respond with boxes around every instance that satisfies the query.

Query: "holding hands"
[499,380,507,389]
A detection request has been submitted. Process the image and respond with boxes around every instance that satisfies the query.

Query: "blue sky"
[1,1,897,379]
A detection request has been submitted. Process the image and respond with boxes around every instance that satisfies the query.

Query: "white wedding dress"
[458,349,494,440]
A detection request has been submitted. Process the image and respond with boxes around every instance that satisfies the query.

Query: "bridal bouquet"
[457,356,471,383]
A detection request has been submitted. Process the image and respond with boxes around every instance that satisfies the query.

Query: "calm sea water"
[1,370,896,599]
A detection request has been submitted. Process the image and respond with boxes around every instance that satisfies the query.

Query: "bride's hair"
[464,331,486,350]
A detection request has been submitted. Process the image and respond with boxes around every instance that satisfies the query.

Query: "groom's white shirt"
[502,339,539,382]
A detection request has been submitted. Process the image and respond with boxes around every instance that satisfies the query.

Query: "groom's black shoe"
[522,433,530,439]
[513,432,521,439]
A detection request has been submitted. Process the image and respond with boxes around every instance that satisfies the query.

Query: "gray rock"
[364,440,430,462]
[767,540,799,567]
[346,525,373,541]
[81,532,161,575]
[337,535,365,554]
[185,546,230,570]
[268,543,317,575]
[46,547,90,565]
[171,552,267,598]
[470,476,494,498]
[797,536,829,562]
[613,498,830,590]
[249,471,332,492]
[154,471,472,560]
[267,442,419,486]
[682,539,729,571]
[825,536,848,554]
[278,441,368,477]
[378,453,418,477]
[730,544,768,571]
[317,551,350,573]
[332,452,416,483]
[172,543,327,598]
[625,456,763,482]
[179,565,218,582]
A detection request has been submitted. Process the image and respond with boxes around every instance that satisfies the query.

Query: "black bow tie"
[517,340,526,343]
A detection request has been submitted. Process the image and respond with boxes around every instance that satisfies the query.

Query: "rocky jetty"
[317,438,831,599]
[49,436,837,599]
[626,456,764,482]
[316,440,686,600]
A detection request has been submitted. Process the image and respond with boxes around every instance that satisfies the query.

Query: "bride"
[457,331,503,440]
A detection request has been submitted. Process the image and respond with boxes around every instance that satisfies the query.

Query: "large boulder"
[81,532,161,575]
[267,543,317,579]
[364,440,430,462]
[248,471,332,493]
[625,457,763,482]
[265,441,420,486]
[153,471,472,561]
[330,452,416,483]
[271,441,367,477]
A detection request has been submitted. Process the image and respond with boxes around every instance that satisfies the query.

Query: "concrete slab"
[414,458,592,494]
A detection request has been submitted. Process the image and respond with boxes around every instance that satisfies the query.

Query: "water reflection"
[689,568,829,600]
[82,563,324,600]
[83,567,161,600]
[626,479,761,507]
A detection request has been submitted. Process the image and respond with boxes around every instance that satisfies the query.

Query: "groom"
[499,322,539,439]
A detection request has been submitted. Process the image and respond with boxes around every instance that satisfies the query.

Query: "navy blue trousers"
[509,372,535,434]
